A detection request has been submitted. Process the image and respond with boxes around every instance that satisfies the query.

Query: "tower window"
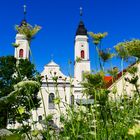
[81,50,85,59]
[19,49,24,58]
[71,95,74,105]
[49,93,55,109]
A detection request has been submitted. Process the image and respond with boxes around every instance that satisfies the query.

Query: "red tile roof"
[105,69,127,88]
[104,76,112,83]
[104,61,138,88]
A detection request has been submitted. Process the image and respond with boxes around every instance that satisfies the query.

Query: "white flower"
[120,106,124,110]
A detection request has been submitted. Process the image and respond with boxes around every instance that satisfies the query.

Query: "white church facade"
[13,18,91,128]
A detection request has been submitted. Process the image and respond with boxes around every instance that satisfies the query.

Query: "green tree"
[0,56,41,129]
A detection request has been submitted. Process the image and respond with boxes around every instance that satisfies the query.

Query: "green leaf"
[17,106,25,115]
[31,130,39,137]
[53,97,61,104]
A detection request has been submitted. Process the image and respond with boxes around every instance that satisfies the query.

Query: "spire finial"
[23,4,27,20]
[80,7,83,17]
[51,54,54,62]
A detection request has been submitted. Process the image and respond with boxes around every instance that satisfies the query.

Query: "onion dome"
[76,20,87,36]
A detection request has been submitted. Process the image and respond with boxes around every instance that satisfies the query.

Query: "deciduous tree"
[0,56,41,128]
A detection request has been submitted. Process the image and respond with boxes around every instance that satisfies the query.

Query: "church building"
[13,6,91,128]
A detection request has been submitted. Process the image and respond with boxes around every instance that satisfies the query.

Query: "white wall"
[15,34,30,60]
[74,35,90,82]
[109,62,140,100]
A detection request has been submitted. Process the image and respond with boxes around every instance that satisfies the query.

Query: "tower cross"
[51,54,54,62]
[23,4,27,19]
[80,7,83,17]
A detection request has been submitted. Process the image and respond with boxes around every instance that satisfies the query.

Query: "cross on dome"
[20,3,27,26]
[80,7,83,17]
[23,4,27,20]
[51,54,54,62]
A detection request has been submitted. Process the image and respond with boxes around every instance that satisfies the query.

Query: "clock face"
[81,44,84,47]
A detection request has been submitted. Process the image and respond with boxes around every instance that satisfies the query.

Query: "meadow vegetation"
[0,24,140,140]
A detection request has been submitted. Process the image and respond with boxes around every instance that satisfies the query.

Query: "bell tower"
[14,5,30,60]
[74,7,90,82]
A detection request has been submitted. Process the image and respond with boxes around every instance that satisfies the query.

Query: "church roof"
[76,20,87,36]
[41,60,71,83]
[46,60,59,67]
[104,76,112,83]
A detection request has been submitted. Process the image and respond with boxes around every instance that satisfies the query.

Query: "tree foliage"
[0,56,41,129]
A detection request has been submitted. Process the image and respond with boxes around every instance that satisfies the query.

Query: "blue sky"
[0,0,140,75]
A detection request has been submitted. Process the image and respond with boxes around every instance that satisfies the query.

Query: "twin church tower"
[14,7,90,82]
[14,20,30,60]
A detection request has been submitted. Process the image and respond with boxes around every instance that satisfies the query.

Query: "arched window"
[38,115,42,122]
[81,50,85,59]
[49,93,55,109]
[19,49,24,58]
[71,95,74,105]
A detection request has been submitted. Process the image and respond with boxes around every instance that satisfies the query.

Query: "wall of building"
[108,63,140,100]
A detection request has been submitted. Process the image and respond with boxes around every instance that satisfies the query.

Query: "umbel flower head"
[114,39,140,59]
[88,32,108,45]
[15,23,41,44]
[99,49,114,62]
